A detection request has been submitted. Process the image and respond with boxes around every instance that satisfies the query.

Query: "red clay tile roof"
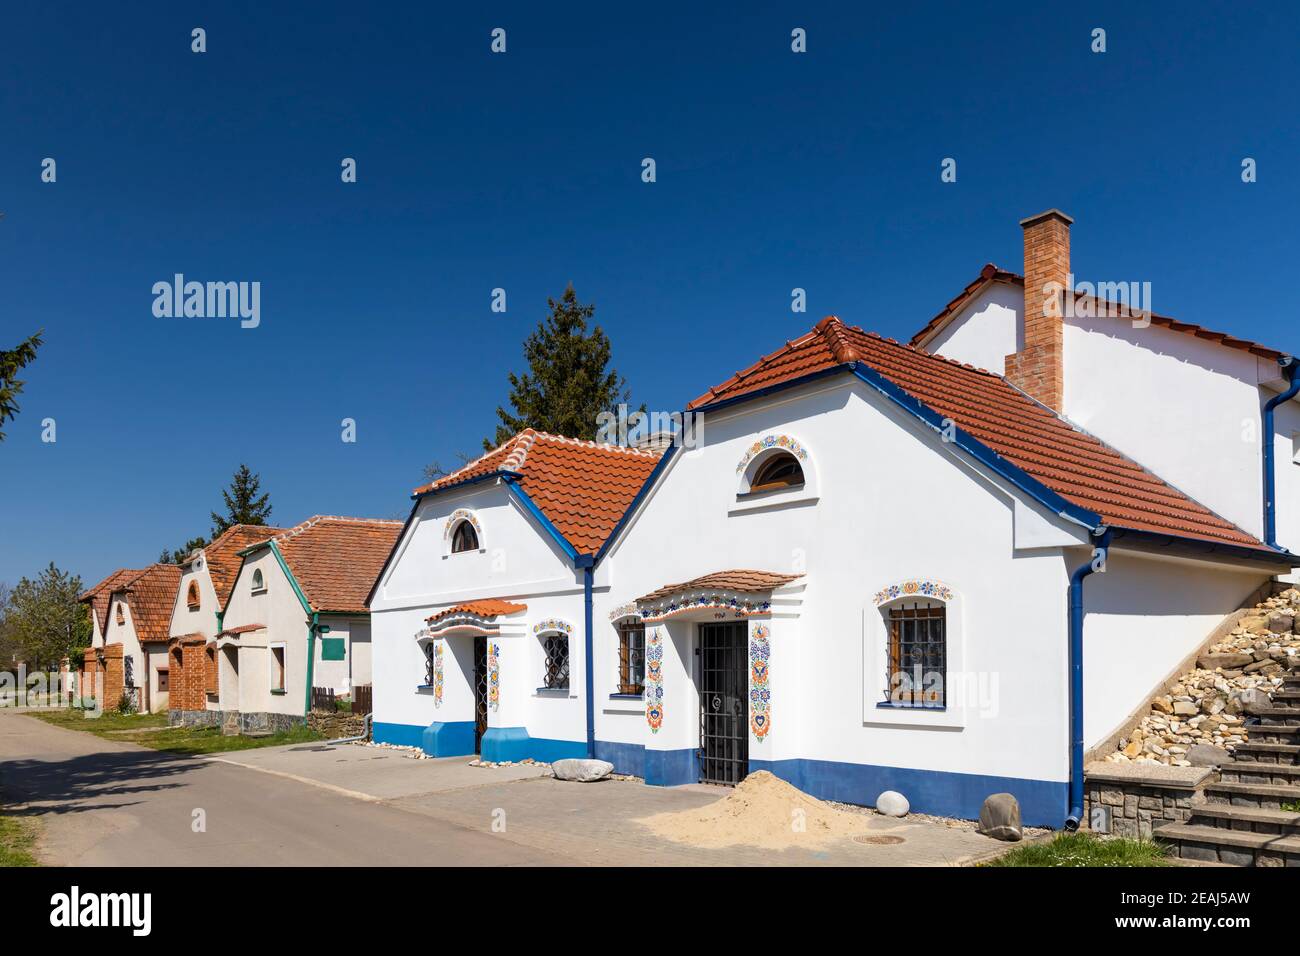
[115,564,184,643]
[201,524,286,610]
[218,623,266,636]
[638,571,802,603]
[689,316,1268,550]
[426,599,527,624]
[413,429,663,555]
[909,265,1285,361]
[79,568,142,631]
[263,516,404,613]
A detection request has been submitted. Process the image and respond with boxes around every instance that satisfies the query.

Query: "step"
[1247,707,1300,723]
[1231,741,1300,764]
[1243,722,1300,743]
[1219,760,1300,787]
[1205,779,1300,809]
[1154,822,1300,866]
[1187,803,1300,835]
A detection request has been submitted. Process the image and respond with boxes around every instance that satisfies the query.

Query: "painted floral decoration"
[749,624,771,740]
[645,627,664,732]
[736,434,809,474]
[872,579,953,606]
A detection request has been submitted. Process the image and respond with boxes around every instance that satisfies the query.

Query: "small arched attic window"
[115,603,125,625]
[451,520,479,553]
[749,452,805,492]
[251,568,266,593]
[186,581,201,610]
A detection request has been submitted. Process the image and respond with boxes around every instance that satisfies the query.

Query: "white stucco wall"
[167,554,221,642]
[370,482,589,748]
[1080,548,1266,748]
[920,281,1022,375]
[596,376,1078,788]
[221,548,311,716]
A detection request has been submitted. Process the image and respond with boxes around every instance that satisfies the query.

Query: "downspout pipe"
[1263,357,1300,550]
[576,554,596,759]
[1066,527,1111,831]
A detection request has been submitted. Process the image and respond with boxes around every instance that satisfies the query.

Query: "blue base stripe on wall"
[748,757,1066,828]
[375,724,1063,825]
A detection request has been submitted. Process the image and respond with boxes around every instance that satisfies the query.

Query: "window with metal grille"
[424,642,436,686]
[617,623,645,695]
[451,520,479,553]
[541,633,569,690]
[884,601,946,708]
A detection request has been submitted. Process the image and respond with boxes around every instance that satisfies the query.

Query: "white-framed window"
[450,520,479,553]
[251,568,266,593]
[880,598,946,709]
[271,644,286,692]
[539,631,570,690]
[864,581,964,729]
[733,436,817,512]
[616,621,645,695]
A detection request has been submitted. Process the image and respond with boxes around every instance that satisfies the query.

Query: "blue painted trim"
[373,721,426,748]
[422,720,476,757]
[747,757,1066,828]
[502,478,579,562]
[593,440,681,565]
[410,469,523,502]
[594,739,645,777]
[480,727,586,763]
[583,565,595,758]
[609,693,643,701]
[1067,528,1111,829]
[1110,527,1294,567]
[644,747,699,787]
[1264,358,1300,549]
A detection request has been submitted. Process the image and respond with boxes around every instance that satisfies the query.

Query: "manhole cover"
[853,834,905,845]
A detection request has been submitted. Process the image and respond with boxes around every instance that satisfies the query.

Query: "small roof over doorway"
[635,570,802,623]
[421,599,527,637]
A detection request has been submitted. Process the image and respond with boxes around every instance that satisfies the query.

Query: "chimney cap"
[1019,208,1074,228]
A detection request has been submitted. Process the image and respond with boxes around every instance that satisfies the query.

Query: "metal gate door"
[473,635,488,754]
[698,622,749,785]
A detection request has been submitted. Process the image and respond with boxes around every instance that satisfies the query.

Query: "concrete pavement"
[0,710,573,866]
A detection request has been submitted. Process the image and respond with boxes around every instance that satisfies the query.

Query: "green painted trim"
[304,611,319,713]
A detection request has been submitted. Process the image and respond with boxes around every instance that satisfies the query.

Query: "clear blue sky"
[2,1,1297,587]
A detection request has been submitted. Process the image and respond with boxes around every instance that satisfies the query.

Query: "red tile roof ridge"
[910,266,1285,361]
[78,567,142,602]
[272,515,404,543]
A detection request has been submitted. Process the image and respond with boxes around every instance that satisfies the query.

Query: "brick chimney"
[1005,209,1072,410]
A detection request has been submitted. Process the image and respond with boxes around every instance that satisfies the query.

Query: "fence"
[311,684,373,714]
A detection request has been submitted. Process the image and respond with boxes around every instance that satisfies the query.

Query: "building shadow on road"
[0,748,207,816]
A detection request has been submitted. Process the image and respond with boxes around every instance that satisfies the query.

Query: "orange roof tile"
[414,429,663,555]
[263,516,404,613]
[910,265,1285,361]
[218,623,266,636]
[115,564,184,643]
[638,571,802,603]
[200,524,286,610]
[426,599,527,624]
[79,568,142,631]
[689,316,1269,551]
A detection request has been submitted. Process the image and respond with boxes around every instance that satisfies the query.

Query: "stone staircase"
[1156,670,1300,866]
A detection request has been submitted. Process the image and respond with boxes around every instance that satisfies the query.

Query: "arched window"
[186,581,201,610]
[750,452,805,493]
[251,568,265,592]
[883,598,946,709]
[115,603,125,625]
[451,520,479,553]
[539,631,570,690]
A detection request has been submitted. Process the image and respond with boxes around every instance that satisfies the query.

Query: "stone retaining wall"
[1084,766,1212,839]
[306,710,368,739]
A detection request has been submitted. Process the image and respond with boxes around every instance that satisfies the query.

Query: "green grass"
[27,709,321,755]
[0,807,38,867]
[1282,800,1300,813]
[982,832,1171,867]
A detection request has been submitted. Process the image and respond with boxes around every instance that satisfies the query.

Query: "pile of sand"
[636,770,874,850]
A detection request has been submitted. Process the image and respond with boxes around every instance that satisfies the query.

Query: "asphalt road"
[0,710,572,866]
